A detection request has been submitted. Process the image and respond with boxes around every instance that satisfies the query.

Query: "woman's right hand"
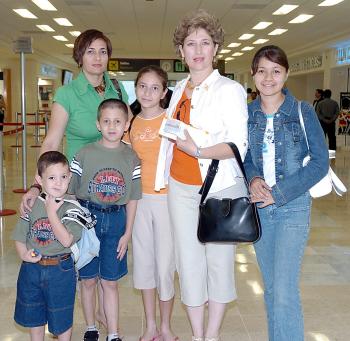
[20,187,40,215]
[250,177,274,207]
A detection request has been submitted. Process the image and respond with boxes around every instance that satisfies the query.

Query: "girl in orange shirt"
[125,66,178,341]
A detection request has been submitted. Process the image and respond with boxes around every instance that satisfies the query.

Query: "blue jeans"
[254,192,311,341]
[78,201,127,281]
[14,256,76,335]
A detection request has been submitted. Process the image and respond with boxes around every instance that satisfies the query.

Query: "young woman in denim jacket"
[244,45,329,341]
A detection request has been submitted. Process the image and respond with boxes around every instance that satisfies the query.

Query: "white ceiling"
[0,0,350,73]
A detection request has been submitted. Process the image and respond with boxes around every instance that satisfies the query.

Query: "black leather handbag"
[197,142,261,244]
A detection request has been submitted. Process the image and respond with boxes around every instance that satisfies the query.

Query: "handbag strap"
[298,101,310,151]
[199,142,248,204]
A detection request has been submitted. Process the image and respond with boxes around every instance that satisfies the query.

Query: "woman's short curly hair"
[73,29,112,67]
[173,9,225,56]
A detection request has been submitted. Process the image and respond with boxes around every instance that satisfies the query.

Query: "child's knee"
[81,278,97,290]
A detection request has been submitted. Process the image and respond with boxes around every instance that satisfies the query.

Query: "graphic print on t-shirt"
[29,218,55,246]
[88,168,126,202]
[132,124,159,142]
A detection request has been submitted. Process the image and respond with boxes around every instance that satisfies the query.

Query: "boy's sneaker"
[84,330,99,341]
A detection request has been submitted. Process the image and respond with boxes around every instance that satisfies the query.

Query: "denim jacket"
[244,89,329,207]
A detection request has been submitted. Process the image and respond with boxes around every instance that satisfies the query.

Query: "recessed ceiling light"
[217,55,223,59]
[289,14,314,24]
[54,18,73,26]
[36,24,55,32]
[318,0,344,6]
[13,9,38,19]
[268,28,288,35]
[225,57,235,61]
[69,31,81,37]
[239,34,255,40]
[227,42,241,48]
[273,5,299,15]
[253,39,269,44]
[220,49,231,54]
[65,43,74,48]
[31,0,57,11]
[232,52,244,57]
[252,22,272,30]
[53,35,68,41]
[241,46,255,51]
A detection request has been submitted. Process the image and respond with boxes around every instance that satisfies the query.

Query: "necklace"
[94,79,106,94]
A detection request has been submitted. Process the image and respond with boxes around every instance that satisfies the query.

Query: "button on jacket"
[244,89,329,207]
[155,70,248,193]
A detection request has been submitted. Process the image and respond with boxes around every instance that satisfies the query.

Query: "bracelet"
[195,147,201,158]
[29,183,42,193]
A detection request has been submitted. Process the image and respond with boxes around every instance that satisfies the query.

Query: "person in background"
[13,151,87,341]
[313,88,324,111]
[155,9,248,341]
[316,89,339,150]
[0,94,5,132]
[244,45,329,341]
[247,87,253,103]
[69,99,141,341]
[124,65,177,341]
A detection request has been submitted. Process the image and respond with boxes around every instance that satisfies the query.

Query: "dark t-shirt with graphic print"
[69,141,142,205]
[12,194,83,256]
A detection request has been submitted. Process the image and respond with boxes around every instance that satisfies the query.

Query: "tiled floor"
[1,132,349,341]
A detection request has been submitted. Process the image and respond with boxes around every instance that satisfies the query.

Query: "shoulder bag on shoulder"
[197,142,261,244]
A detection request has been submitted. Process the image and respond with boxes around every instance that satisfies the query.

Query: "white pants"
[168,176,246,306]
[132,194,175,301]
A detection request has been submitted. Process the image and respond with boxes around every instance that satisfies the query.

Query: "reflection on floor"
[1,133,349,341]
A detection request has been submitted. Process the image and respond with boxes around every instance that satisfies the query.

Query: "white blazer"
[155,69,248,193]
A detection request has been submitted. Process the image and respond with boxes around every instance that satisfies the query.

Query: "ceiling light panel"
[227,42,241,48]
[232,52,244,57]
[31,0,57,11]
[241,46,255,51]
[252,22,272,30]
[69,31,81,37]
[36,24,55,31]
[239,34,255,40]
[220,49,231,54]
[318,0,344,6]
[225,57,234,61]
[253,39,269,44]
[13,9,38,19]
[54,18,73,26]
[268,28,288,35]
[53,35,68,41]
[273,5,299,15]
[289,14,314,24]
[65,43,74,48]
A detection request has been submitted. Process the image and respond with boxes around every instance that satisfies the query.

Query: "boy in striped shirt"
[69,99,141,341]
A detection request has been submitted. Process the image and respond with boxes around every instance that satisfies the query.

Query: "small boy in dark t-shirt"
[13,151,89,340]
[69,99,142,341]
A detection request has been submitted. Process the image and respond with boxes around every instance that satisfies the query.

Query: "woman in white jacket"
[155,9,248,341]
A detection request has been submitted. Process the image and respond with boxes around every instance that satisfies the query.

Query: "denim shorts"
[78,201,128,281]
[14,256,76,335]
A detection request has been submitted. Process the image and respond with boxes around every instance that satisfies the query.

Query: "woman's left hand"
[176,129,197,157]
